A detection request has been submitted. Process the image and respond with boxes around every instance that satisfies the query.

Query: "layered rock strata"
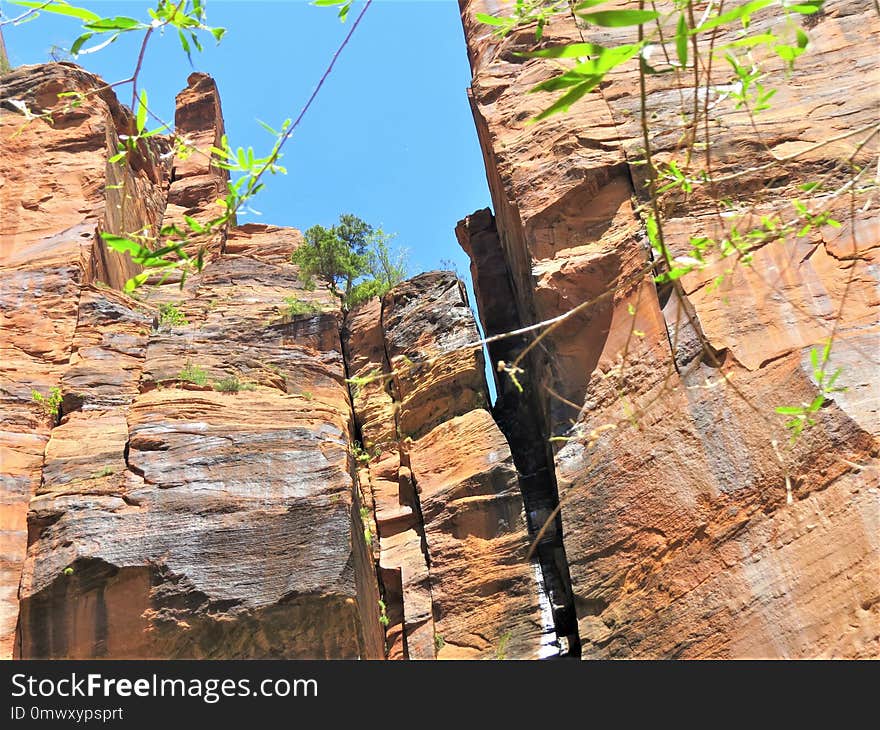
[0,62,170,657]
[344,273,550,659]
[458,0,879,658]
[1,62,548,659]
[0,64,382,659]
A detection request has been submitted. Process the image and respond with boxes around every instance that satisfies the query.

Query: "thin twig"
[129,26,153,110]
[0,1,52,27]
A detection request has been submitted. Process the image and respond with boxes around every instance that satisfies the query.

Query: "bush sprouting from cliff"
[213,375,256,393]
[291,214,407,311]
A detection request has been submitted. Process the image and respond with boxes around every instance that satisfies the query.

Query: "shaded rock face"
[343,272,550,659]
[457,0,879,658]
[1,63,549,660]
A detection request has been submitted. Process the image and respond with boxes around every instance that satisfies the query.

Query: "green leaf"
[531,77,602,122]
[123,272,150,293]
[579,9,660,27]
[775,406,804,415]
[141,124,170,138]
[675,13,688,67]
[136,89,148,134]
[475,12,507,27]
[75,32,120,55]
[210,144,235,161]
[10,0,100,23]
[178,29,192,64]
[211,26,226,43]
[70,32,94,56]
[83,16,141,31]
[101,233,144,257]
[825,368,842,390]
[257,119,278,136]
[694,0,775,33]
[518,42,606,59]
[774,44,797,63]
[312,0,351,21]
[808,394,825,411]
[531,43,642,93]
[646,213,661,252]
[184,215,204,233]
[719,33,777,49]
[784,1,825,13]
[656,266,694,282]
[810,347,819,370]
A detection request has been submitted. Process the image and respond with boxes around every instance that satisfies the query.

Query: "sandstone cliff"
[0,0,877,661]
[457,0,879,658]
[0,62,552,660]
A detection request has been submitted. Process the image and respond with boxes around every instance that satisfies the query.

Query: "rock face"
[0,64,387,659]
[3,0,878,659]
[457,0,879,657]
[18,225,387,659]
[0,63,170,658]
[344,273,550,659]
[0,62,548,660]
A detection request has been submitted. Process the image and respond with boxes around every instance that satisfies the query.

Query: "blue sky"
[1,0,491,282]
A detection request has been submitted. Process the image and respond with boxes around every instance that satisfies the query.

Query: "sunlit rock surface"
[458,0,879,658]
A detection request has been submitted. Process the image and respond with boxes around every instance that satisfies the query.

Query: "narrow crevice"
[341,294,440,658]
[339,308,390,658]
[457,210,580,658]
[374,293,438,650]
[493,360,581,658]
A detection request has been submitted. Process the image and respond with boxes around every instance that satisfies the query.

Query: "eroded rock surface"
[458,0,879,658]
[2,65,385,659]
[344,272,549,659]
[0,63,169,657]
[1,62,547,660]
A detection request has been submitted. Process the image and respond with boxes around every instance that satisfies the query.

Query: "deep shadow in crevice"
[457,208,581,658]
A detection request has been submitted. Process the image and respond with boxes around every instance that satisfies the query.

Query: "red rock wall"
[4,0,877,660]
[0,63,170,657]
[458,0,879,657]
[344,273,552,659]
[2,65,388,659]
[0,62,553,660]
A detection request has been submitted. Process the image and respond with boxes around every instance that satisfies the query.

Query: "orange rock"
[0,63,167,656]
[410,409,546,658]
[458,0,879,657]
[3,66,384,659]
[345,272,551,659]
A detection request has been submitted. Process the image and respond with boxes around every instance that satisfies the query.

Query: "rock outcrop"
[1,0,877,660]
[0,61,548,660]
[344,272,551,659]
[0,63,170,657]
[457,0,879,658]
